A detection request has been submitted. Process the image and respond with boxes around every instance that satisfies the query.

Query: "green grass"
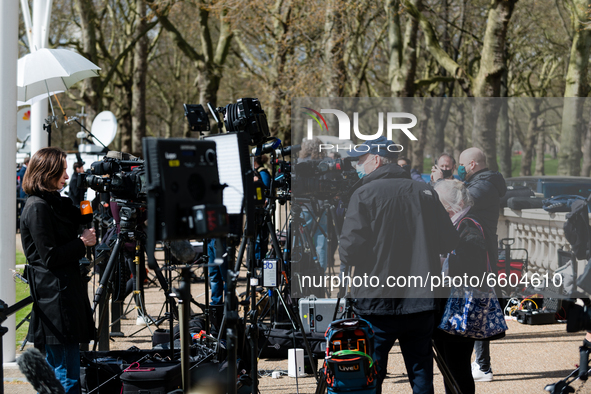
[15,250,31,344]
[510,154,559,177]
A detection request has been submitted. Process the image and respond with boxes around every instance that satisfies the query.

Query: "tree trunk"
[267,0,291,138]
[520,104,542,176]
[471,0,517,172]
[324,0,346,97]
[388,0,420,98]
[453,101,465,161]
[535,133,545,176]
[131,0,148,157]
[74,0,101,122]
[558,0,591,175]
[432,98,452,156]
[582,112,591,176]
[498,56,512,179]
[410,100,431,174]
[120,83,133,154]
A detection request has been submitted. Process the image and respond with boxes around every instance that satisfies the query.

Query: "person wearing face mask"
[436,147,506,382]
[430,153,456,184]
[397,156,425,182]
[340,137,459,394]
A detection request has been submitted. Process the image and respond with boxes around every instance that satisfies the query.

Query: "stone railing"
[497,208,588,275]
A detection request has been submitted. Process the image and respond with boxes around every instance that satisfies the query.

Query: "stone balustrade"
[497,208,588,275]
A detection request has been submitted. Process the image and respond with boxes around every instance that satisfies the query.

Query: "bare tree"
[147,0,233,118]
[558,0,591,175]
[405,0,518,171]
[132,0,148,156]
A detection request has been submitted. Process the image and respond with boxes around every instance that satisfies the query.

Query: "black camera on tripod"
[79,152,146,201]
[293,158,358,200]
[274,160,291,203]
[216,98,270,146]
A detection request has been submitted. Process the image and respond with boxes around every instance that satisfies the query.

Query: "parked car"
[505,176,591,198]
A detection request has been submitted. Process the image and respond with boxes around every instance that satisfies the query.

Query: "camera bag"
[120,361,182,394]
[323,318,377,394]
[80,349,162,394]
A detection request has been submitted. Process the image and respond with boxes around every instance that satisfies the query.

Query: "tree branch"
[414,75,456,89]
[402,0,473,95]
[146,0,205,63]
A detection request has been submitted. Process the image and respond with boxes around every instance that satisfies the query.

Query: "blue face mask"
[457,165,467,181]
[356,162,367,179]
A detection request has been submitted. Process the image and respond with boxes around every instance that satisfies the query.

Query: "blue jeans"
[362,312,434,394]
[474,340,491,371]
[208,239,228,305]
[45,343,80,394]
[301,209,328,270]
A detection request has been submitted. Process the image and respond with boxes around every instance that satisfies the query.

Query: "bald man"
[458,147,506,382]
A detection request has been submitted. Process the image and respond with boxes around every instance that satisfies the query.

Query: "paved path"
[4,234,589,393]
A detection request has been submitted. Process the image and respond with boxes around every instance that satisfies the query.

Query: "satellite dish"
[16,107,31,142]
[90,111,117,147]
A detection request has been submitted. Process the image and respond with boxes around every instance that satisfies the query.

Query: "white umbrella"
[17,48,100,103]
[17,90,64,107]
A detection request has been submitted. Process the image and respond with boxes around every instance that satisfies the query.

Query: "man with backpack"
[339,137,459,393]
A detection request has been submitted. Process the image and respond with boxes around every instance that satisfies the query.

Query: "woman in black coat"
[20,147,96,394]
[433,179,489,394]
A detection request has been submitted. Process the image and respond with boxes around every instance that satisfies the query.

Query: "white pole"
[0,0,19,364]
[30,0,52,155]
[20,0,33,51]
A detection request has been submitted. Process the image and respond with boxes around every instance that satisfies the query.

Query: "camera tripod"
[91,201,166,350]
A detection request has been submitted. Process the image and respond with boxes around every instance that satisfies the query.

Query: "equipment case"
[120,361,182,394]
[299,297,347,334]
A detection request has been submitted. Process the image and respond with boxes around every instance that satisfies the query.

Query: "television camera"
[78,152,146,201]
[292,157,358,201]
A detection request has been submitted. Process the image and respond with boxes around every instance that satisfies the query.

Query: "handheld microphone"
[17,348,66,394]
[65,116,79,125]
[252,139,281,156]
[80,200,93,216]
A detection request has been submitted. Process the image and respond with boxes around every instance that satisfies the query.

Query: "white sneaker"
[136,316,155,326]
[472,367,493,382]
[471,361,479,371]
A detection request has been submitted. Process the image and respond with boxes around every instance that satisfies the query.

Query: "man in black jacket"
[69,162,87,207]
[458,147,506,382]
[340,137,459,394]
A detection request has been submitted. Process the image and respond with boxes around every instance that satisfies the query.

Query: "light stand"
[68,116,108,149]
[43,115,57,147]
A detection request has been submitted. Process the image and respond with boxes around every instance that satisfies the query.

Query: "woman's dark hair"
[254,155,269,166]
[22,147,66,196]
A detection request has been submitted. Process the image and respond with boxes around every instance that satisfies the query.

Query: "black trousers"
[363,312,435,394]
[434,333,475,394]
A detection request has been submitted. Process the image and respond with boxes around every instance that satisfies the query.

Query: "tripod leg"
[315,369,327,394]
[92,237,123,313]
[432,340,462,394]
